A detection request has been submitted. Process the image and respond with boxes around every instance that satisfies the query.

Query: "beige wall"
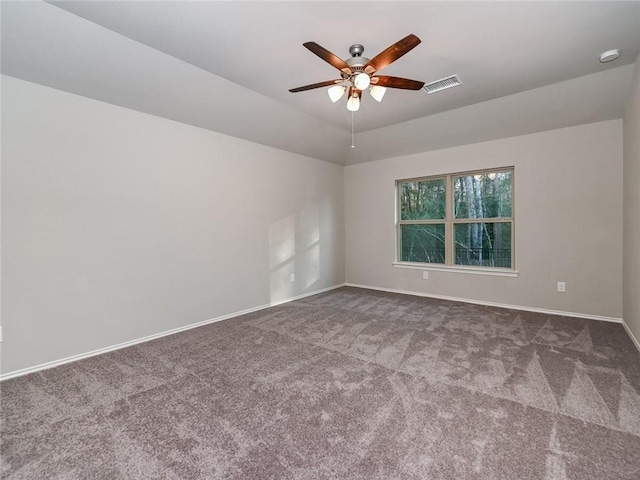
[1,70,634,376]
[623,54,640,345]
[1,76,345,375]
[345,120,623,319]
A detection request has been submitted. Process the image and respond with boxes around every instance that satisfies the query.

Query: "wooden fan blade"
[289,79,343,93]
[371,76,425,90]
[364,34,421,75]
[303,42,352,74]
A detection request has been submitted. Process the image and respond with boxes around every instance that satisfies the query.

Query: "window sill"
[392,262,519,277]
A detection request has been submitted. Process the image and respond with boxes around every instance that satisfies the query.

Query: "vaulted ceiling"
[2,1,639,164]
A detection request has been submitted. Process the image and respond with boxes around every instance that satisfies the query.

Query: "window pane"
[454,171,512,219]
[454,222,512,268]
[400,179,446,220]
[401,224,445,263]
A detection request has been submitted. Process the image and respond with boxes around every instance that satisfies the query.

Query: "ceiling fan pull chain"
[351,111,355,149]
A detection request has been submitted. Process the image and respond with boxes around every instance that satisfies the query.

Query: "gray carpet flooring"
[2,286,640,479]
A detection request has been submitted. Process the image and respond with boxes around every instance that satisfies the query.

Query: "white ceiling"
[2,1,639,165]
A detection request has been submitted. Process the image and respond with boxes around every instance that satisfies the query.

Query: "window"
[397,168,514,269]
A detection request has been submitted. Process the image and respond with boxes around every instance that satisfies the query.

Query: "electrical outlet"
[290,273,295,283]
[557,282,566,292]
[422,271,429,280]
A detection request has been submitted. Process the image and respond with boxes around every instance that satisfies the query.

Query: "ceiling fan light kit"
[370,85,386,102]
[346,94,360,112]
[289,34,426,112]
[354,72,371,90]
[328,85,346,103]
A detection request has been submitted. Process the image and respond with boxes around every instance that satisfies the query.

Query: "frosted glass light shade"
[354,72,371,90]
[370,86,387,102]
[346,95,360,112]
[327,85,346,103]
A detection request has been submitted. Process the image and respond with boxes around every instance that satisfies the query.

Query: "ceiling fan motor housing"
[349,44,365,57]
[346,44,369,71]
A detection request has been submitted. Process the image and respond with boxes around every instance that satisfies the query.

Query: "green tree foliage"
[400,179,446,263]
[400,179,446,220]
[399,171,513,267]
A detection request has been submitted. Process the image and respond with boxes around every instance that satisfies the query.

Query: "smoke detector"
[599,49,620,63]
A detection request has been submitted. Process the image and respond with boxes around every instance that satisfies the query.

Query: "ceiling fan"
[289,34,425,112]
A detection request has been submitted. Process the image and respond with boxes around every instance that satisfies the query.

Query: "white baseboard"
[622,320,640,353]
[3,282,631,381]
[0,283,346,381]
[345,283,623,324]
